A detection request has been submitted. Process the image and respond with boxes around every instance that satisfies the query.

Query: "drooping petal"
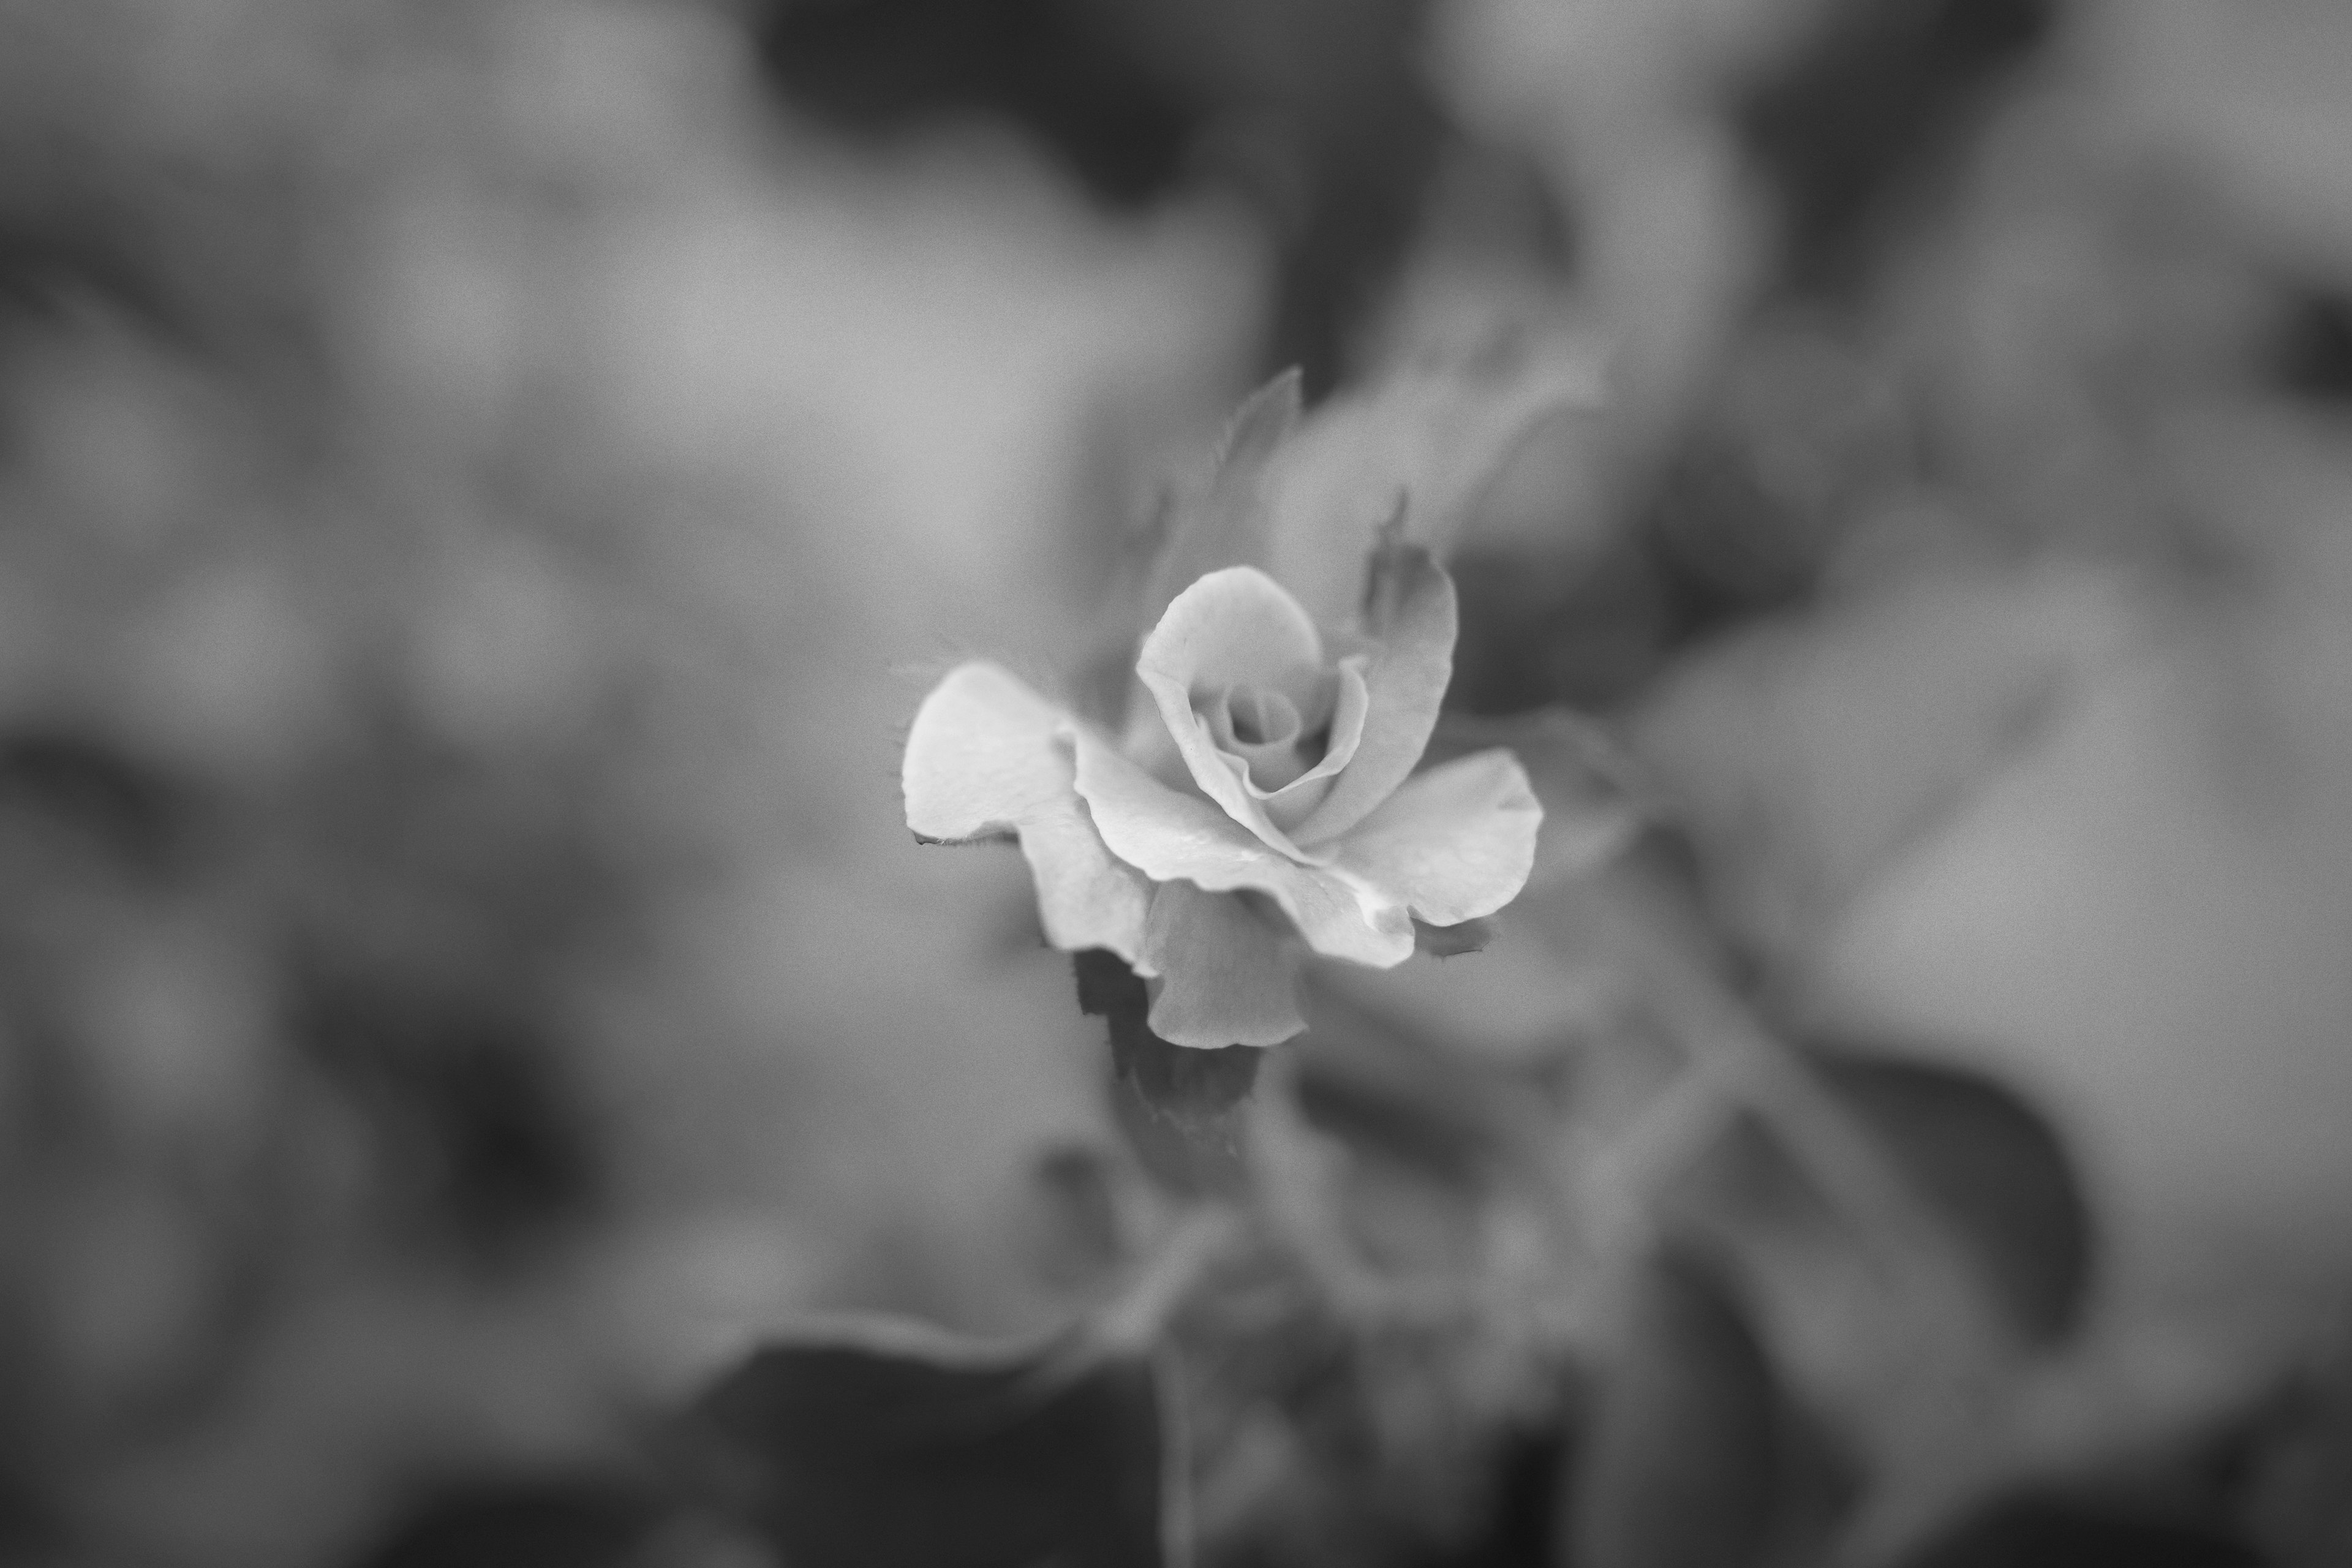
[1137,568,1338,861]
[1141,883,1306,1048]
[1331,748,1542,927]
[1291,541,1457,846]
[1070,727,1415,968]
[902,662,1152,964]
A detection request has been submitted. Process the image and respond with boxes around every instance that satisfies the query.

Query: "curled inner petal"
[1208,682,1313,790]
[1070,725,1417,969]
[1140,567,1326,714]
[1288,542,1458,847]
[1214,657,1371,841]
[1140,567,1384,861]
[1225,684,1300,748]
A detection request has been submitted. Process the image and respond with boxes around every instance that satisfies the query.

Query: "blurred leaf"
[1651,1042,2097,1561]
[2246,1343,2352,1568]
[1814,1049,2094,1346]
[1140,371,1305,627]
[290,963,606,1268]
[1456,1428,1573,1568]
[1024,1140,1133,1294]
[1076,950,1261,1197]
[351,1475,671,1568]
[1262,353,1602,631]
[1283,975,1579,1276]
[2269,286,2352,404]
[1140,355,1599,641]
[1563,1249,1850,1568]
[1629,564,2098,966]
[1887,1494,2261,1568]
[688,1319,1172,1568]
[0,726,201,883]
[755,0,1202,207]
[1738,0,2058,295]
[755,0,1446,387]
[1290,983,1523,1196]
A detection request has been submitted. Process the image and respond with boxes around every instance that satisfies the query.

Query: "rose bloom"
[901,538,1540,1049]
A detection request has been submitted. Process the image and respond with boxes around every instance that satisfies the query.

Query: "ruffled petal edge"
[1141,882,1307,1047]
[902,662,1152,964]
[1331,747,1542,928]
[1070,726,1415,969]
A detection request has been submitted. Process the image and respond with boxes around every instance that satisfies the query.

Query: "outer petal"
[1330,748,1542,927]
[902,662,1151,965]
[1426,707,1645,888]
[1137,567,1341,862]
[1141,883,1306,1048]
[1070,727,1414,968]
[1291,541,1457,846]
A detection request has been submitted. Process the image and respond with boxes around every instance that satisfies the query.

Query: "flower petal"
[1426,707,1646,888]
[1243,655,1366,789]
[1138,565,1325,707]
[1137,567,1334,861]
[1291,541,1457,846]
[1070,727,1415,968]
[902,662,1152,964]
[1332,748,1542,927]
[1141,883,1306,1048]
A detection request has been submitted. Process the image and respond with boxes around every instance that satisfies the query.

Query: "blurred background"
[1,0,2350,1562]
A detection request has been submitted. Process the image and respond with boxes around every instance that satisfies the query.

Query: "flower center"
[1227,685,1300,748]
[1210,680,1325,791]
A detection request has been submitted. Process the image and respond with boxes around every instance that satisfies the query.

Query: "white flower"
[902,541,1540,1049]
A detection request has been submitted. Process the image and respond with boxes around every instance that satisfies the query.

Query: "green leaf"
[687,1319,1174,1568]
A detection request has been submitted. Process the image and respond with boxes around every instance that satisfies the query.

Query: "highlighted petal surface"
[1142,883,1306,1048]
[1332,748,1542,927]
[902,662,1151,965]
[1070,727,1415,968]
